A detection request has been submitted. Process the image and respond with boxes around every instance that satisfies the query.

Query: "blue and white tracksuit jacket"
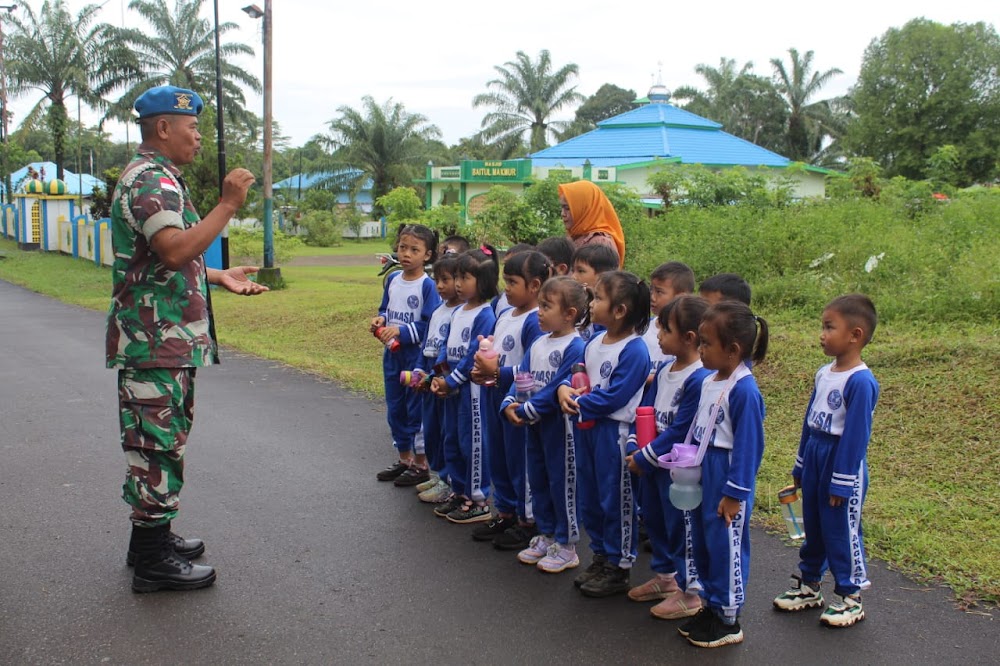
[687,366,765,620]
[484,308,543,518]
[793,362,879,597]
[437,303,497,501]
[501,333,585,546]
[628,360,711,588]
[565,332,650,569]
[414,301,459,476]
[378,272,440,454]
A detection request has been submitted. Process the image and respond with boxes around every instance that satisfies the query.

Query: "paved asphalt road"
[1,279,996,665]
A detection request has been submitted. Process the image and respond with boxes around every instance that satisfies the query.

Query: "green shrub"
[298,209,344,247]
[228,227,303,263]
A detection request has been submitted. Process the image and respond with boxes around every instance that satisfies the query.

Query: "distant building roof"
[4,161,104,197]
[273,168,372,192]
[530,102,794,170]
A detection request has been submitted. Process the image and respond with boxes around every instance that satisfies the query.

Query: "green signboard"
[461,159,531,182]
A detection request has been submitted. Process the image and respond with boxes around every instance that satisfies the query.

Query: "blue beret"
[134,86,204,120]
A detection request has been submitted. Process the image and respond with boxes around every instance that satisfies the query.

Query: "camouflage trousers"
[118,367,196,527]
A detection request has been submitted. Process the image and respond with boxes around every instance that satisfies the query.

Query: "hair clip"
[480,245,493,256]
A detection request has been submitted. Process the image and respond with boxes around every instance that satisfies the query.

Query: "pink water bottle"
[399,369,427,388]
[477,335,499,386]
[570,363,595,430]
[635,406,656,448]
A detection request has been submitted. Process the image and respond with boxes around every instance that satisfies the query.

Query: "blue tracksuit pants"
[798,432,870,596]
[575,419,637,569]
[444,383,490,501]
[421,391,445,476]
[486,386,530,518]
[641,465,685,578]
[382,346,422,454]
[525,414,579,545]
[690,447,754,620]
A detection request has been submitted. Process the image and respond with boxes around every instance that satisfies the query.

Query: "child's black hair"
[596,270,651,335]
[503,250,553,286]
[650,261,696,295]
[441,234,471,256]
[456,244,500,303]
[537,236,575,272]
[395,223,439,263]
[658,294,709,337]
[433,255,459,280]
[504,242,535,259]
[699,273,751,305]
[573,244,619,275]
[825,294,877,345]
[702,301,768,364]
[539,276,591,329]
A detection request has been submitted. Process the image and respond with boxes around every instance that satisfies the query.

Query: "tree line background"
[4,0,999,224]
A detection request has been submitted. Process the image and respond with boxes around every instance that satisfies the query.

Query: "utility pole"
[213,0,230,269]
[0,4,17,206]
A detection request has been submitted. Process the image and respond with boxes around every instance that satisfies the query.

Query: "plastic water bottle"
[399,369,427,389]
[374,326,400,352]
[570,363,595,430]
[514,371,534,403]
[658,443,702,510]
[477,335,499,386]
[778,485,806,539]
[635,406,656,448]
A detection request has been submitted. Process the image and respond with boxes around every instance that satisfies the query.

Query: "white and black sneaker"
[685,612,744,648]
[820,593,864,627]
[773,575,824,611]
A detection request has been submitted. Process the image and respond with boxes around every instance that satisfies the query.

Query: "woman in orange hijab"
[557,180,626,267]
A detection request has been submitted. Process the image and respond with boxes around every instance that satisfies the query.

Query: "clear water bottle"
[514,371,534,403]
[778,485,806,539]
[658,443,702,510]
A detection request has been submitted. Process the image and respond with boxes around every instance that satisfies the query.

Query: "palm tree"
[6,0,139,179]
[106,0,260,127]
[322,96,442,215]
[770,48,843,162]
[473,50,584,154]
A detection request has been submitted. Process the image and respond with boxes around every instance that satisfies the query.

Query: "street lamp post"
[0,3,17,207]
[242,2,280,286]
[213,0,230,269]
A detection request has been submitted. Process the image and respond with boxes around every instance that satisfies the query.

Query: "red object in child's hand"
[635,406,656,448]
[374,326,400,352]
[570,363,595,430]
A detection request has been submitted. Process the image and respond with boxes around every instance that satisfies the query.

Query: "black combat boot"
[130,523,216,593]
[126,521,205,566]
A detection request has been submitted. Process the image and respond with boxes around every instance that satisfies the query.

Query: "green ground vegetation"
[1,197,997,604]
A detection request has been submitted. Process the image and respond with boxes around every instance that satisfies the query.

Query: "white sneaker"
[773,576,824,612]
[537,543,580,573]
[820,593,864,627]
[517,535,554,564]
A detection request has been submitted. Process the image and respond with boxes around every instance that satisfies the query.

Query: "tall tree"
[847,19,1000,184]
[672,58,788,152]
[6,0,139,179]
[473,49,584,153]
[558,83,636,140]
[106,0,260,128]
[770,48,843,162]
[322,96,441,215]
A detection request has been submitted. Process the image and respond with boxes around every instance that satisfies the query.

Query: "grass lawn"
[288,237,391,257]
[2,237,997,605]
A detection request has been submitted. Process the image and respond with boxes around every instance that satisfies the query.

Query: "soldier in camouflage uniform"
[106,85,267,593]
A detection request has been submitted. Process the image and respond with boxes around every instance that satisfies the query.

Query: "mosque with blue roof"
[417,83,828,221]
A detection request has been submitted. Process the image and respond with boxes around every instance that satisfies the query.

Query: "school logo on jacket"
[671,387,683,407]
[715,407,726,424]
[548,350,562,368]
[502,335,516,352]
[600,361,613,379]
[407,295,420,309]
[439,323,449,337]
[580,326,593,342]
[461,327,471,342]
[827,389,843,410]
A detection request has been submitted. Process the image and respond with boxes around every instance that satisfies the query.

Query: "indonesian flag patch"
[159,177,178,193]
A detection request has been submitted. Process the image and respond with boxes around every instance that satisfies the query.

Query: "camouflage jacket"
[105,148,219,369]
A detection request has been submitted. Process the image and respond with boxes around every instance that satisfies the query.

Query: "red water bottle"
[477,335,499,386]
[570,363,595,430]
[374,326,400,352]
[635,406,656,448]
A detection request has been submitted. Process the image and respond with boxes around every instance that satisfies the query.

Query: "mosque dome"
[647,83,671,104]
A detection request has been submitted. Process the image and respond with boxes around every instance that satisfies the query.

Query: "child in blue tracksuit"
[570,244,617,343]
[557,271,651,598]
[501,277,588,572]
[679,301,768,649]
[626,295,711,619]
[431,246,499,524]
[371,224,441,483]
[470,251,547,546]
[409,256,462,502]
[773,294,879,629]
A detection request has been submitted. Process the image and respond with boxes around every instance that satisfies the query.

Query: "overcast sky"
[10,0,996,152]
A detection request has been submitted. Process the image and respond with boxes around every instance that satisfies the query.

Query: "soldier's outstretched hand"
[216,266,270,295]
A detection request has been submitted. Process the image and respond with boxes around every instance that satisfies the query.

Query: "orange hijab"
[558,181,625,266]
